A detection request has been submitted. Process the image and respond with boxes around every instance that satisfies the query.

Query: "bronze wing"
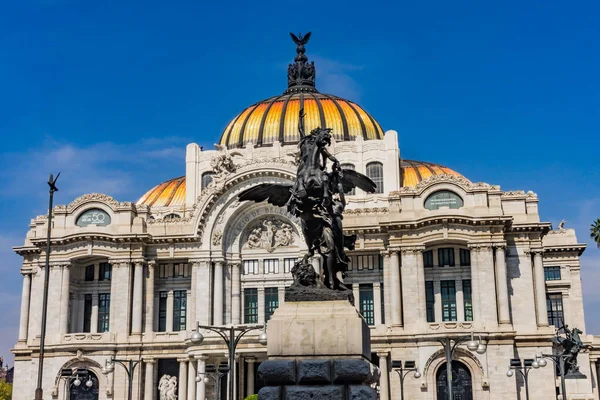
[340,169,377,194]
[238,183,293,207]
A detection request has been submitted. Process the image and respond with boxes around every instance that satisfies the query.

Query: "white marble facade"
[11,127,600,400]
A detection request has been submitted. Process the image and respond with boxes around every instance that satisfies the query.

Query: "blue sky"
[1,0,599,364]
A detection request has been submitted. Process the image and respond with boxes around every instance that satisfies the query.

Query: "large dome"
[219,93,384,149]
[219,32,383,149]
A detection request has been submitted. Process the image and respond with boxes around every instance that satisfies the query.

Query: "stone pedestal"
[258,299,377,400]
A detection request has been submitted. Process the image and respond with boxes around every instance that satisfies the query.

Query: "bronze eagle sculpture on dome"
[238,108,376,290]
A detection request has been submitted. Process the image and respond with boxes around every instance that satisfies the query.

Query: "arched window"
[201,172,215,189]
[366,162,383,194]
[76,208,111,227]
[164,213,181,221]
[341,163,356,195]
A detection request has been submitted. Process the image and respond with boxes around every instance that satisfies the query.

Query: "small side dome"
[401,160,468,188]
[136,176,185,207]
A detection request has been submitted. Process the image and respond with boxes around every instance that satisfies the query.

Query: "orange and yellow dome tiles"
[219,93,384,149]
[136,161,467,208]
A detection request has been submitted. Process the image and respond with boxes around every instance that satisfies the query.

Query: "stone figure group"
[246,218,295,252]
[158,374,178,400]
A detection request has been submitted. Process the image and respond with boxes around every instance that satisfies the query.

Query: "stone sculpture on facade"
[211,144,239,184]
[239,102,376,290]
[158,375,177,400]
[245,218,295,252]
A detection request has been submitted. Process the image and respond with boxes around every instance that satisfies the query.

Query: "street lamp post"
[101,357,142,400]
[540,353,570,400]
[438,333,487,400]
[506,356,546,400]
[195,363,227,400]
[391,360,421,400]
[190,323,267,400]
[34,173,60,400]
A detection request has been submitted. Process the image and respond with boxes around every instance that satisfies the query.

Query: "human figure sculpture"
[238,108,376,290]
[552,325,588,376]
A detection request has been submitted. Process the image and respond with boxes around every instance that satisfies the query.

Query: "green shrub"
[244,394,258,400]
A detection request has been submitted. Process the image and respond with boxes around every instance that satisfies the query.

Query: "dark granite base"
[285,286,354,303]
[258,359,377,400]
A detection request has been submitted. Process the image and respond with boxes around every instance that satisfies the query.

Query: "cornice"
[389,174,501,197]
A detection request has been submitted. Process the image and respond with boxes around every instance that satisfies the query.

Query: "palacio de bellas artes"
[9,32,600,400]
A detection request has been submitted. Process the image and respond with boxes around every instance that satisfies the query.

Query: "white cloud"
[311,56,364,102]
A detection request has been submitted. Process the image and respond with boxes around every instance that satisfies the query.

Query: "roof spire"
[285,32,318,94]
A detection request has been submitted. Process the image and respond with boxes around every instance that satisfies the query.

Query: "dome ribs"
[257,95,283,146]
[278,94,294,144]
[322,94,350,141]
[237,103,261,148]
[308,92,327,129]
[346,101,369,140]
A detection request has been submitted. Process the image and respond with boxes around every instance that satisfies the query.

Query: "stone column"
[495,245,511,324]
[59,264,71,334]
[197,356,207,400]
[18,273,31,342]
[377,352,389,400]
[189,262,197,330]
[145,261,155,333]
[193,261,211,325]
[132,261,144,335]
[166,290,174,332]
[214,261,224,325]
[434,280,442,322]
[144,359,155,400]
[389,251,402,325]
[109,261,132,335]
[77,294,85,332]
[239,357,245,400]
[278,286,286,306]
[373,282,382,326]
[231,262,241,325]
[381,252,391,324]
[456,279,465,322]
[178,359,188,400]
[415,249,427,322]
[188,358,197,400]
[352,285,360,312]
[469,247,482,324]
[90,294,99,333]
[246,358,255,397]
[532,249,549,326]
[258,288,265,324]
[187,289,192,330]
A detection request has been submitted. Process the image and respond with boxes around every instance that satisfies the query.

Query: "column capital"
[177,357,190,363]
[132,259,146,267]
[531,248,545,255]
[49,261,70,269]
[399,246,425,254]
[376,351,390,358]
[492,242,507,250]
[246,357,256,364]
[468,243,494,251]
[142,357,156,363]
[380,250,391,258]
[108,259,130,268]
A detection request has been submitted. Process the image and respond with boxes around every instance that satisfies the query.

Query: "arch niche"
[436,360,473,400]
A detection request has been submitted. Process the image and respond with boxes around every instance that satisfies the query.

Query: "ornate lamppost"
[190,323,267,400]
[34,173,60,400]
[196,363,227,400]
[506,356,546,400]
[391,360,421,400]
[438,333,487,400]
[101,356,142,400]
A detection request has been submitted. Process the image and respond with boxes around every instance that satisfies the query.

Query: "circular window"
[424,190,464,210]
[76,208,111,227]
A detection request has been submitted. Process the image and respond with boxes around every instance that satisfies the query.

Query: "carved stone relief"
[245,218,295,252]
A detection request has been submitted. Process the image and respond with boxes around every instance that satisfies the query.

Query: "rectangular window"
[98,293,110,332]
[463,279,473,321]
[98,263,112,281]
[441,280,457,321]
[243,260,259,275]
[380,283,385,324]
[460,249,471,266]
[264,259,279,274]
[284,258,296,273]
[378,255,384,270]
[544,266,561,281]
[159,264,170,279]
[425,281,435,322]
[158,291,167,332]
[438,248,455,267]
[173,290,187,331]
[83,294,92,332]
[359,284,375,326]
[264,288,279,322]
[85,265,95,281]
[547,294,565,327]
[244,288,258,324]
[173,263,190,278]
[351,255,379,271]
[423,251,434,268]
